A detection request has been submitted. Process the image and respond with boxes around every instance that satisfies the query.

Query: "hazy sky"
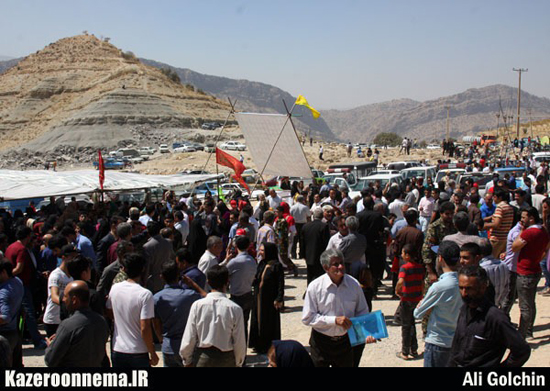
[2,0,549,109]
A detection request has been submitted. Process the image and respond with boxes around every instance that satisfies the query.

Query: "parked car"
[187,142,205,151]
[201,122,222,130]
[93,158,125,170]
[159,144,170,154]
[435,169,466,186]
[457,173,493,197]
[241,169,260,184]
[386,161,421,171]
[174,145,196,153]
[427,144,440,150]
[400,166,437,181]
[220,141,246,151]
[204,143,216,153]
[138,146,156,156]
[353,173,404,192]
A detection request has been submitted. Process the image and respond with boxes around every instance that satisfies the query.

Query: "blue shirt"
[391,218,422,239]
[480,202,496,219]
[227,252,257,297]
[76,234,97,269]
[180,266,206,291]
[153,284,201,355]
[0,277,24,332]
[504,223,522,273]
[40,247,58,272]
[414,272,462,348]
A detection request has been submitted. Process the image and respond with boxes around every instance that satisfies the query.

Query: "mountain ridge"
[2,38,550,146]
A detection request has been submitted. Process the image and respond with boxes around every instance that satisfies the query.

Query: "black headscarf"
[261,242,279,264]
[272,340,314,368]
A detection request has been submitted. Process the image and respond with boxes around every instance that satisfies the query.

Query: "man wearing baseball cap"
[414,241,462,367]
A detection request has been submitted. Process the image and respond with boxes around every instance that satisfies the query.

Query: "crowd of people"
[0,140,549,368]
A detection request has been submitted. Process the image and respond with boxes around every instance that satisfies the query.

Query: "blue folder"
[348,310,389,347]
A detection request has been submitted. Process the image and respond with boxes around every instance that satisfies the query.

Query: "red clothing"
[5,241,34,286]
[398,261,425,302]
[517,225,550,276]
[107,239,120,265]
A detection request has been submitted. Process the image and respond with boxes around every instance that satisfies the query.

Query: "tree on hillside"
[373,132,403,147]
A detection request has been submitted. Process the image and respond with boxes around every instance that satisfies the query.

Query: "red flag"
[98,150,105,190]
[216,148,250,193]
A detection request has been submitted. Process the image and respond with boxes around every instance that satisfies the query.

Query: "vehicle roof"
[328,162,377,168]
[437,168,466,172]
[401,166,437,171]
[495,166,526,172]
[359,173,402,180]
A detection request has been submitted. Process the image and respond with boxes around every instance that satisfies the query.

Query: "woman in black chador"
[249,242,285,354]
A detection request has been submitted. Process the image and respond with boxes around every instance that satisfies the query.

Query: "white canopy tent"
[0,169,222,201]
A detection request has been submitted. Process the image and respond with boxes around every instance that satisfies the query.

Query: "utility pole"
[513,68,528,139]
[445,105,451,142]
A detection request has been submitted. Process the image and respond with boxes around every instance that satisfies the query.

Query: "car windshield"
[435,171,462,183]
[459,176,492,187]
[402,170,427,179]
[357,178,390,189]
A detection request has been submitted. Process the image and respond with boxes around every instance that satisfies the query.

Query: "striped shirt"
[399,261,425,302]
[490,201,514,241]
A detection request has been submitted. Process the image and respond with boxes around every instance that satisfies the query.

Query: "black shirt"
[45,308,109,367]
[449,299,530,367]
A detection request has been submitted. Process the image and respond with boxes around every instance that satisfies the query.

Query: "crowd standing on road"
[0,138,549,368]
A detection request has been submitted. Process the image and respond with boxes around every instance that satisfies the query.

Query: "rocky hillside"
[140,58,338,141]
[0,35,231,153]
[2,40,549,150]
[322,85,550,142]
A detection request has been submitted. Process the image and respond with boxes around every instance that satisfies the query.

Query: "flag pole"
[189,98,237,198]
[283,99,315,183]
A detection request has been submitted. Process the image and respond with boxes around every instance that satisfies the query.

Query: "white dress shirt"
[179,292,246,366]
[198,250,218,274]
[326,232,345,251]
[302,273,369,337]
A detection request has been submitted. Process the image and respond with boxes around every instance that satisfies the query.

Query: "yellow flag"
[295,95,320,119]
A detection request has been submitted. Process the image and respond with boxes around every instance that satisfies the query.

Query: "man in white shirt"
[326,216,348,251]
[290,195,311,259]
[173,211,189,246]
[531,185,546,215]
[310,194,324,214]
[389,192,407,220]
[180,265,246,367]
[43,245,75,338]
[267,189,282,210]
[418,189,435,233]
[302,248,375,367]
[198,236,223,275]
[106,253,159,368]
[139,204,155,227]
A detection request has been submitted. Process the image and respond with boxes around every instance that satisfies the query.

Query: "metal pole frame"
[188,98,238,199]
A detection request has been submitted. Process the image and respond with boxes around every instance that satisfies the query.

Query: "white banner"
[235,113,313,179]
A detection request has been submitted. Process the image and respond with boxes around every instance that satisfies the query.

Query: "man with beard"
[511,207,550,339]
[448,266,530,367]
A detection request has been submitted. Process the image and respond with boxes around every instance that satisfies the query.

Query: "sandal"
[396,352,410,360]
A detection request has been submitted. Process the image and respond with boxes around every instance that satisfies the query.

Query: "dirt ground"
[21,256,550,367]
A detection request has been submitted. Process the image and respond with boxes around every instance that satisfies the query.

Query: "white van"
[400,166,437,181]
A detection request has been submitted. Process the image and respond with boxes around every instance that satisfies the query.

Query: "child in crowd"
[395,244,425,360]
